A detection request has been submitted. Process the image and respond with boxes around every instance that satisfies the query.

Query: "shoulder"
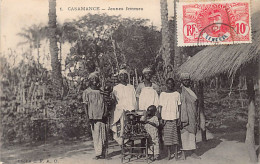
[113,84,122,90]
[83,87,91,94]
[160,92,166,96]
[136,83,144,92]
[151,116,159,122]
[127,84,135,89]
[137,82,144,88]
[174,91,181,96]
[152,115,158,120]
[127,84,134,87]
[152,83,160,91]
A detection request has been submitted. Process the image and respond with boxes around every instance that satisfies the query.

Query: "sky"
[0,0,174,52]
[0,0,260,68]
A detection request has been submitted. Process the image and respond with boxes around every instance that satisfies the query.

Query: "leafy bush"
[0,58,91,146]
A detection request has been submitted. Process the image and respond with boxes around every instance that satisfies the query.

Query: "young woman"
[180,73,200,160]
[110,69,137,145]
[82,72,107,160]
[136,67,159,111]
[158,78,181,160]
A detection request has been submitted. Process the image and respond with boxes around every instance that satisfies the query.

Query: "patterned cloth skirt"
[163,120,179,145]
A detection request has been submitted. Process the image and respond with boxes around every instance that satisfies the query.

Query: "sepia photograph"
[0,0,260,163]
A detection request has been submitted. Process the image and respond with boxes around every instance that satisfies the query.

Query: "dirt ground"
[1,129,256,164]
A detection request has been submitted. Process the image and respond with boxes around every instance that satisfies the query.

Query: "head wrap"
[120,63,127,69]
[180,73,190,80]
[88,71,99,80]
[119,69,128,75]
[142,67,152,74]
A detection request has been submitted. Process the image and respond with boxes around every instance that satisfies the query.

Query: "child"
[82,72,107,160]
[158,78,181,160]
[144,105,160,160]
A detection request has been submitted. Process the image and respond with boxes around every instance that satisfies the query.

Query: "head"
[147,105,157,117]
[142,67,153,81]
[182,79,191,87]
[118,69,128,84]
[180,73,191,87]
[208,10,222,32]
[89,76,100,90]
[167,65,173,72]
[104,85,112,93]
[166,78,175,91]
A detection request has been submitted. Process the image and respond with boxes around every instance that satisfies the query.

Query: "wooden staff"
[135,69,138,85]
[128,72,130,84]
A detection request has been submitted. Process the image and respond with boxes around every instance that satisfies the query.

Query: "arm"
[196,99,200,128]
[177,93,182,126]
[157,106,162,120]
[111,88,117,105]
[82,91,89,119]
[177,105,181,126]
[84,103,89,119]
[180,92,189,127]
[157,92,163,120]
[136,98,139,110]
[146,116,159,128]
[146,121,159,128]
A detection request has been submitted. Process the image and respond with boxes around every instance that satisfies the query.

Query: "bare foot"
[154,155,160,160]
[190,153,201,159]
[179,152,186,160]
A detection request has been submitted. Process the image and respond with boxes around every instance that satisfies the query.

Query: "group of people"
[82,67,201,161]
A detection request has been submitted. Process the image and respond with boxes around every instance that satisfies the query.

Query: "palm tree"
[160,0,172,68]
[17,25,47,65]
[173,0,182,67]
[48,0,63,95]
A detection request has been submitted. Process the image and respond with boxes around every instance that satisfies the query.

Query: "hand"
[104,111,110,118]
[159,119,164,125]
[181,122,188,128]
[177,119,181,126]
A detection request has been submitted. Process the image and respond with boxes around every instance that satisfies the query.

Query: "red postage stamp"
[176,0,251,46]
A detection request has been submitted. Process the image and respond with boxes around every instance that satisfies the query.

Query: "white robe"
[111,84,137,145]
[139,87,159,111]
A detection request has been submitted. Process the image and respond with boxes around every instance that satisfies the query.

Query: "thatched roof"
[178,12,260,81]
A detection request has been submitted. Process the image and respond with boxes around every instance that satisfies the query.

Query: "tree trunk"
[160,0,172,67]
[258,78,260,161]
[245,76,257,163]
[174,0,181,67]
[48,0,63,95]
[198,81,207,141]
[37,39,40,66]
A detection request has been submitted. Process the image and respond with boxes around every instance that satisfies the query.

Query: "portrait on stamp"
[177,0,251,46]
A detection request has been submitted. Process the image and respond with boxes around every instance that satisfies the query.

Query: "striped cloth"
[163,120,179,145]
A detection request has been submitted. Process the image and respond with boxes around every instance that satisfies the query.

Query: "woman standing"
[110,69,137,145]
[158,78,181,160]
[136,67,160,111]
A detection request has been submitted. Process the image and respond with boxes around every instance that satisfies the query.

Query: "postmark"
[176,0,251,46]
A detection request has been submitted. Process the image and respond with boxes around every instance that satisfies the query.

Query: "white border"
[176,0,252,47]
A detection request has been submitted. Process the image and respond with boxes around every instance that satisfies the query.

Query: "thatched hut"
[178,11,260,163]
[178,11,259,81]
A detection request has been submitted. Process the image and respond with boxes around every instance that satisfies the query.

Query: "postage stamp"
[176,0,251,46]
